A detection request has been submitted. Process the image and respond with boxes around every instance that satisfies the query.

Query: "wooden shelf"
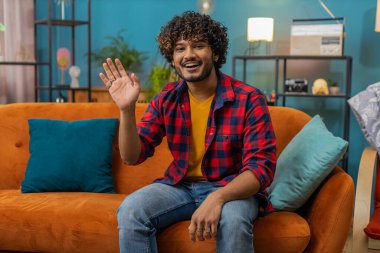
[232,55,352,171]
[0,61,49,65]
[277,93,346,98]
[35,19,89,26]
[36,85,90,91]
[233,55,352,61]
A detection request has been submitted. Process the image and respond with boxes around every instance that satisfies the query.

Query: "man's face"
[172,39,218,83]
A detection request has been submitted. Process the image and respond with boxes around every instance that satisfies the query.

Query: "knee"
[219,213,253,235]
[218,199,257,236]
[117,196,146,227]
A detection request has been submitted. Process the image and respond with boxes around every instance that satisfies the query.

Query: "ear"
[213,55,219,62]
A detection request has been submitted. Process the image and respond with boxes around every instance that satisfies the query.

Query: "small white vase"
[329,86,340,95]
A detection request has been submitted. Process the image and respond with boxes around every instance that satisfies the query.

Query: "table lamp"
[247,17,274,55]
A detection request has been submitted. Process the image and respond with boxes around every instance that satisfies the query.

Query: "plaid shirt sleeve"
[240,91,277,192]
[134,98,166,165]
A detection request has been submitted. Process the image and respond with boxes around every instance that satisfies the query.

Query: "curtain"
[0,0,35,103]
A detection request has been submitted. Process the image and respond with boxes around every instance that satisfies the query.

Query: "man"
[99,11,276,253]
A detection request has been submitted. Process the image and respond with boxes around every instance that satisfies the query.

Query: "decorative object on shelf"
[284,78,308,93]
[69,65,81,88]
[197,0,214,14]
[0,22,5,61]
[246,17,274,56]
[57,47,70,84]
[54,0,71,20]
[312,78,329,95]
[328,79,340,95]
[56,47,70,103]
[145,63,179,101]
[91,29,147,73]
[265,90,276,106]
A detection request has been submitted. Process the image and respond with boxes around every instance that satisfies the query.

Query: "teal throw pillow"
[21,118,118,193]
[267,115,348,211]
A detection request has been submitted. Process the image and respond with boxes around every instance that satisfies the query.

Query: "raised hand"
[99,58,141,111]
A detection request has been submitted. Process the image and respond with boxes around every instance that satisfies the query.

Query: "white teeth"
[184,63,199,67]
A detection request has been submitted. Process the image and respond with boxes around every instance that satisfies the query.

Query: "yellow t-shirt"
[186,91,215,181]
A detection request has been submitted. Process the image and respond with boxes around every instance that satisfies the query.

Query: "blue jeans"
[117,181,258,253]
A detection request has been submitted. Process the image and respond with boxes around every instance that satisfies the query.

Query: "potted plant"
[145,63,179,101]
[328,79,340,95]
[91,29,147,73]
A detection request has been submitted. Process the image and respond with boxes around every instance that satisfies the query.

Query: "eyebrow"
[175,41,207,46]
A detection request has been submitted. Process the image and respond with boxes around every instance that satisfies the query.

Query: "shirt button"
[181,104,184,108]
[209,132,214,136]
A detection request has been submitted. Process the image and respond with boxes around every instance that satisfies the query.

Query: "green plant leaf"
[91,29,147,71]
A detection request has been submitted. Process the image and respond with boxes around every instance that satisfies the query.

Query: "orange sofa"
[0,103,354,253]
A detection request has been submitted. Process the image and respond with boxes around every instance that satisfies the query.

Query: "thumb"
[131,73,140,87]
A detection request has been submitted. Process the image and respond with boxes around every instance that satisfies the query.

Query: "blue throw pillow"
[21,118,118,193]
[267,115,348,211]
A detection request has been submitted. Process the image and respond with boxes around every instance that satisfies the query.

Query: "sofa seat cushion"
[157,211,310,253]
[0,190,125,253]
[0,190,310,253]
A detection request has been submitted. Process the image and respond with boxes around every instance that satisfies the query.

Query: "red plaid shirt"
[136,72,276,212]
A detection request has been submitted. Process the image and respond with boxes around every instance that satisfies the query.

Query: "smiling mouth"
[182,61,202,71]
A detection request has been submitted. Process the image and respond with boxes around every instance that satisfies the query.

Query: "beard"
[173,57,214,83]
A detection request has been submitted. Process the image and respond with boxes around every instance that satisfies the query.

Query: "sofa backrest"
[0,103,311,194]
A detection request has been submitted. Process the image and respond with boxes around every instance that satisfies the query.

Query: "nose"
[183,46,196,59]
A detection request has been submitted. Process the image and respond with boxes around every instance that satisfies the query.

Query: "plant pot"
[329,86,340,95]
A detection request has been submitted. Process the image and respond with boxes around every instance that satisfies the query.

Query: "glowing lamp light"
[247,17,274,42]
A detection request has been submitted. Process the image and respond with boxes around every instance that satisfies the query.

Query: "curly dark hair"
[157,11,228,69]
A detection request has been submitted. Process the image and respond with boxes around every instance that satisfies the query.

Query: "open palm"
[99,58,141,110]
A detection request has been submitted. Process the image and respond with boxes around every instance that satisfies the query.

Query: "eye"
[175,46,185,52]
[194,44,205,49]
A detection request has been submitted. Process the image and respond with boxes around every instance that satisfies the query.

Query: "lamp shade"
[376,0,380,32]
[247,17,274,42]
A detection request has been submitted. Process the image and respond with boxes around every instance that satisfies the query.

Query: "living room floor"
[343,225,353,253]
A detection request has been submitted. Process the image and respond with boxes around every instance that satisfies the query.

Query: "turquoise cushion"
[267,115,348,211]
[21,118,118,193]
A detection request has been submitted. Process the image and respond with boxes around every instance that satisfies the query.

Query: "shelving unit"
[34,0,92,102]
[232,55,352,170]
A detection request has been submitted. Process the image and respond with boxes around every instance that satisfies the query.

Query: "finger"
[115,58,128,77]
[188,223,196,242]
[107,58,121,78]
[196,224,205,241]
[211,223,218,239]
[103,62,116,81]
[99,73,112,89]
[203,225,212,240]
[130,73,141,89]
[98,73,109,85]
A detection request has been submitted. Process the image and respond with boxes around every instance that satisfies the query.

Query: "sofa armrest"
[353,147,379,253]
[300,167,354,253]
